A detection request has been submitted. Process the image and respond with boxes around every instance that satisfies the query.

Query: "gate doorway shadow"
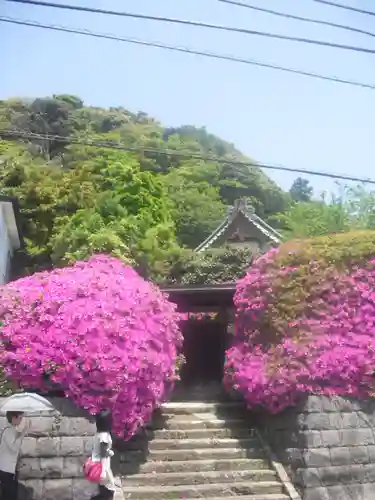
[173,318,229,402]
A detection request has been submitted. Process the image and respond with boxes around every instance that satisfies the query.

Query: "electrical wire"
[1,129,375,185]
[218,0,375,39]
[313,0,375,17]
[2,17,375,91]
[5,0,375,55]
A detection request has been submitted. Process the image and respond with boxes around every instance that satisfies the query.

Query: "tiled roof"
[195,202,282,253]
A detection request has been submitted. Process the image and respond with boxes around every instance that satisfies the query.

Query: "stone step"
[161,402,244,415]
[121,480,284,499]
[149,417,248,430]
[147,437,259,451]
[120,458,270,474]
[122,446,267,462]
[148,427,255,440]
[122,468,278,487]
[158,412,250,426]
[195,496,289,500]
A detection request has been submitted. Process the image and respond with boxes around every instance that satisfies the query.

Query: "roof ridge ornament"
[233,197,254,216]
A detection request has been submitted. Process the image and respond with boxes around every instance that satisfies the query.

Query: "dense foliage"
[272,185,375,239]
[3,95,375,279]
[224,231,375,412]
[162,246,254,285]
[0,255,181,437]
[0,95,286,277]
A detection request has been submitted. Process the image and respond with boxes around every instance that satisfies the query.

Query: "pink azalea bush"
[0,255,182,437]
[224,232,375,412]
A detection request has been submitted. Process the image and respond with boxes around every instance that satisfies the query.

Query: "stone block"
[341,412,361,429]
[363,463,375,482]
[44,479,73,500]
[303,448,331,468]
[36,437,61,457]
[20,479,44,500]
[350,446,369,464]
[357,428,375,445]
[339,429,375,446]
[349,464,367,484]
[327,414,342,429]
[368,445,375,462]
[63,456,85,478]
[345,484,366,500]
[318,466,339,487]
[296,468,321,487]
[330,447,351,466]
[304,413,331,431]
[58,417,96,437]
[356,411,374,428]
[82,436,93,455]
[320,396,339,413]
[40,457,64,478]
[28,417,55,437]
[304,396,324,413]
[326,485,349,500]
[21,437,37,457]
[72,478,97,500]
[362,483,375,498]
[334,465,361,484]
[328,397,357,412]
[60,436,84,456]
[18,458,41,479]
[329,411,362,429]
[320,430,341,447]
[304,486,330,500]
[302,430,323,448]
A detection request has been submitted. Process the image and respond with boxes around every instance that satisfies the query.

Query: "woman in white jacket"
[90,409,116,500]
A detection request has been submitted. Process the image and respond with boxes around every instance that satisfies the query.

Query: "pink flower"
[0,255,182,438]
[225,249,375,413]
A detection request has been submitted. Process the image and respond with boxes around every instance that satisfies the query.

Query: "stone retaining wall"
[0,397,98,500]
[258,395,375,500]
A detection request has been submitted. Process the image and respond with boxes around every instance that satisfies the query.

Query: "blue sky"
[1,0,375,194]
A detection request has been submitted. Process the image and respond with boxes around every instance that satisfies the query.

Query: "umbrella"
[0,393,56,415]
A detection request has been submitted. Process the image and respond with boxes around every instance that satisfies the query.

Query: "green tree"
[270,196,350,239]
[344,185,375,229]
[0,94,289,276]
[50,208,132,264]
[50,151,177,268]
[289,177,313,202]
[164,162,226,248]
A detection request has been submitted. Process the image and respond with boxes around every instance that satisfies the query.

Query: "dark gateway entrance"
[161,284,235,400]
[181,317,227,384]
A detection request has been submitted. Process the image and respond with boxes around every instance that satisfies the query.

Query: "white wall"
[0,206,13,284]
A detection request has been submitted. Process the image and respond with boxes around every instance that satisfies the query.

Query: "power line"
[313,0,375,17]
[218,0,375,39]
[5,0,375,55]
[1,129,375,185]
[3,17,375,91]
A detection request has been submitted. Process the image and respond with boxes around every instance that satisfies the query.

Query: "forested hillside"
[1,94,374,283]
[0,94,286,278]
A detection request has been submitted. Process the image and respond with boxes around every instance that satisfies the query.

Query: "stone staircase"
[118,401,290,499]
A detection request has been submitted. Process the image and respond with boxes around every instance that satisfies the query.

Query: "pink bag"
[83,458,103,483]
